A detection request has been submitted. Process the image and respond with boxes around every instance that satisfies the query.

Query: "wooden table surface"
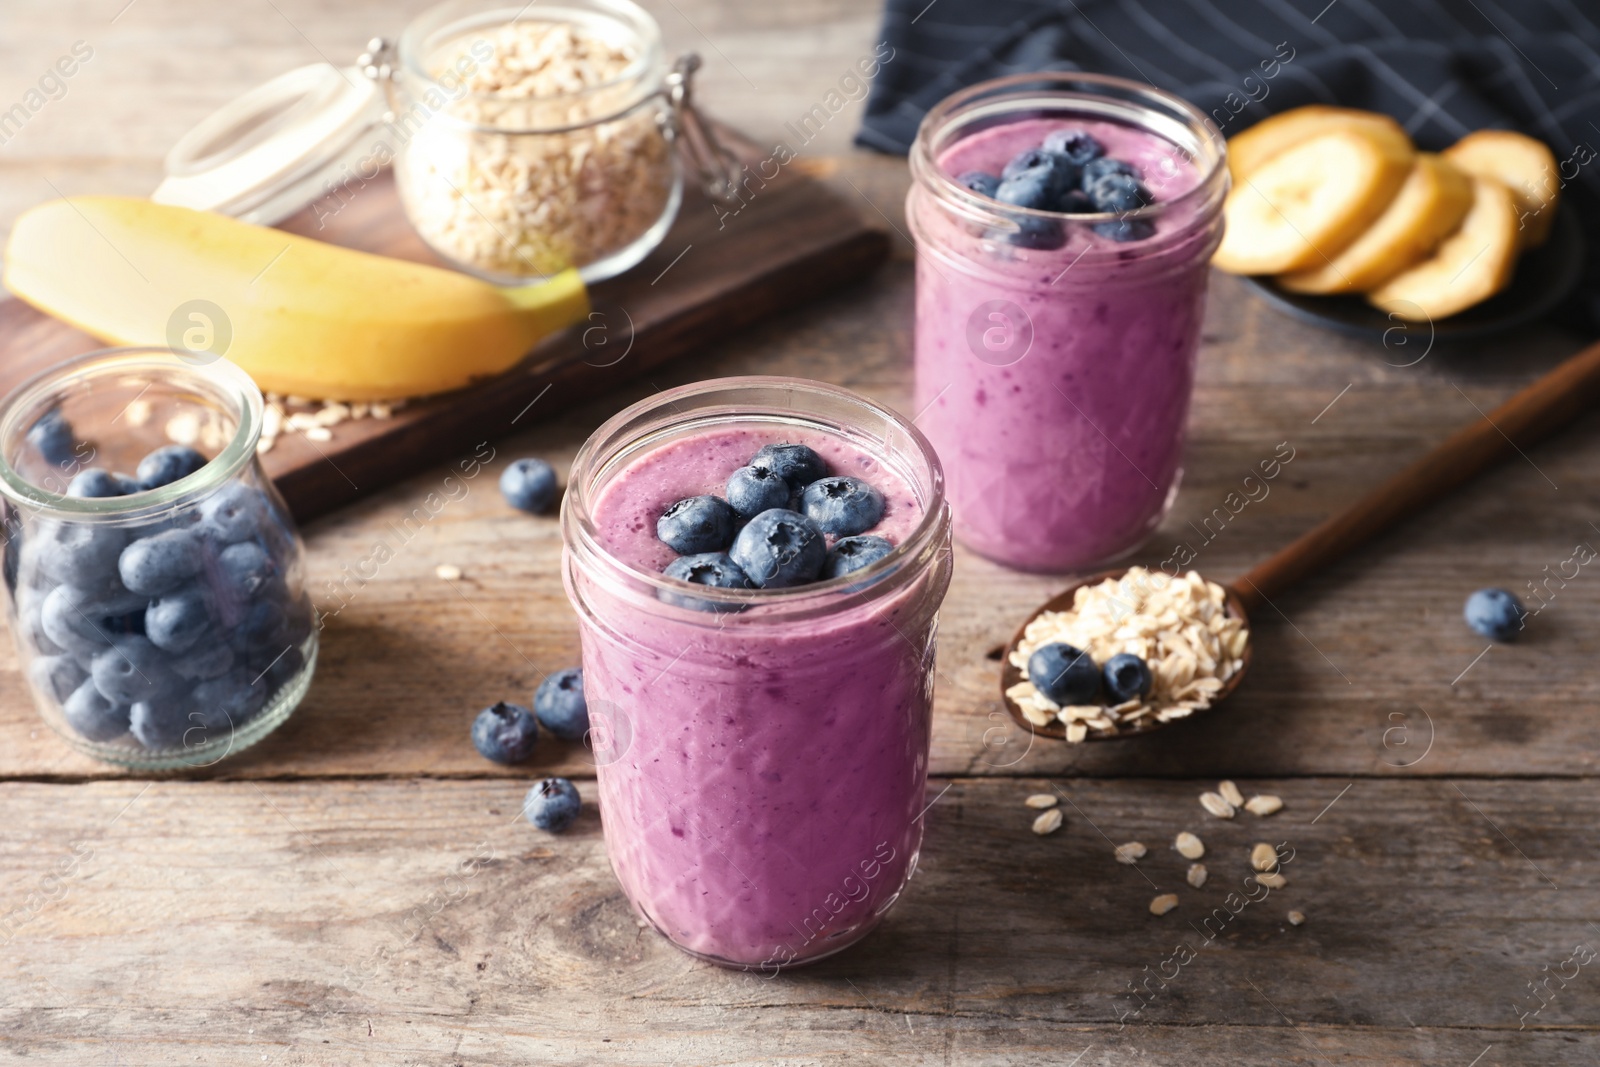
[4,2,1599,1064]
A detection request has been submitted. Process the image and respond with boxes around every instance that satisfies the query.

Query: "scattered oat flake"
[1199,791,1236,818]
[1187,862,1208,888]
[1114,841,1147,865]
[1250,843,1278,872]
[1024,794,1058,809]
[1218,780,1244,807]
[435,564,462,581]
[1255,871,1287,889]
[1174,832,1204,860]
[1245,794,1284,816]
[1288,910,1305,926]
[1031,809,1063,835]
[304,426,333,442]
[1065,722,1088,743]
[1149,893,1179,916]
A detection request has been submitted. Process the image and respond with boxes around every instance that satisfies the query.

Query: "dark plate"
[1243,202,1586,342]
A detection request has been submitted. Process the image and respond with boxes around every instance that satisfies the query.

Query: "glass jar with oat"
[377,0,735,284]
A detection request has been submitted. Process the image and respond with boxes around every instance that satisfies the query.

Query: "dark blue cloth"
[858,0,1600,327]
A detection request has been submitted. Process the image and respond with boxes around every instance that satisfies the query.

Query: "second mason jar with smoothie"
[908,73,1228,572]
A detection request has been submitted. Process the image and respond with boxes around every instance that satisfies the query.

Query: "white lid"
[152,63,385,226]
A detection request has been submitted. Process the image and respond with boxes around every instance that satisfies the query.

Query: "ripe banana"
[4,196,589,401]
[1367,177,1520,321]
[1443,130,1560,247]
[1214,129,1414,275]
[1278,153,1473,294]
[1227,105,1413,181]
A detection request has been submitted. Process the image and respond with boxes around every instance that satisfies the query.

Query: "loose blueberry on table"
[534,667,589,742]
[1464,587,1525,642]
[14,443,311,751]
[471,700,539,764]
[651,442,899,610]
[956,129,1157,246]
[500,457,558,514]
[524,777,582,833]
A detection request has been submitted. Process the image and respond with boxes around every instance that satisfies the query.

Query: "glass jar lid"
[151,63,386,226]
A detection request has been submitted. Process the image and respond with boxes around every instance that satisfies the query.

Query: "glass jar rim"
[910,70,1228,229]
[563,375,951,620]
[397,0,667,133]
[0,346,264,523]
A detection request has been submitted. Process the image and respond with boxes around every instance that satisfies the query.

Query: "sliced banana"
[1367,177,1519,321]
[1214,129,1414,275]
[1228,105,1413,181]
[1443,130,1560,247]
[1278,153,1473,294]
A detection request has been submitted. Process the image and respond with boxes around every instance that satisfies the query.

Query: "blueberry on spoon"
[1027,642,1101,706]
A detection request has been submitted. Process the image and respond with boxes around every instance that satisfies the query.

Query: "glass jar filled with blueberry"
[907,72,1228,572]
[0,347,317,768]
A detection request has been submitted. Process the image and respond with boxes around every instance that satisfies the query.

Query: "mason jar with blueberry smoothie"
[561,377,952,970]
[0,347,317,768]
[908,72,1228,572]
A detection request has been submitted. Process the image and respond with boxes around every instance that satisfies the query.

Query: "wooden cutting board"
[0,127,888,522]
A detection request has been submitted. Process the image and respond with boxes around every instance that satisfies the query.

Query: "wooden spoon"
[1001,339,1600,741]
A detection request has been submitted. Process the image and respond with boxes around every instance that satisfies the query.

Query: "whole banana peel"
[3,196,590,401]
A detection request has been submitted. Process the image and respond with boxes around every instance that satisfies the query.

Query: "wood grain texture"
[3,0,1600,1061]
[2,240,1596,782]
[2,777,1596,1063]
[0,148,888,522]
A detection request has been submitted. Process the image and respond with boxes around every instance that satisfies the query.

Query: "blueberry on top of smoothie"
[660,551,753,611]
[657,494,738,554]
[136,445,208,490]
[996,167,1066,211]
[729,508,827,588]
[1094,219,1156,242]
[534,667,589,741]
[471,700,539,764]
[1027,642,1101,705]
[1082,157,1139,185]
[524,777,581,832]
[1086,172,1152,214]
[1001,147,1078,194]
[1058,189,1095,214]
[1102,652,1153,703]
[1464,587,1525,642]
[750,443,828,489]
[799,476,886,538]
[958,171,1000,197]
[726,464,792,518]
[1042,128,1104,165]
[823,534,894,579]
[1008,216,1067,250]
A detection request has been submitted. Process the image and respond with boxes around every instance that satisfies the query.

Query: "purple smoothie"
[565,412,950,970]
[909,113,1226,571]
